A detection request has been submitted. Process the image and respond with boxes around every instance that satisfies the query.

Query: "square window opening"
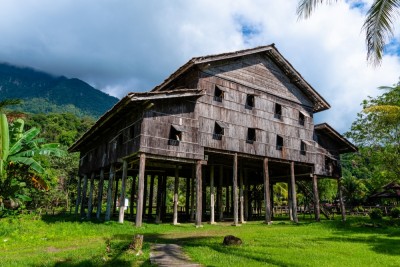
[245,94,255,109]
[214,85,224,102]
[213,122,224,140]
[276,135,283,150]
[274,103,282,119]
[300,141,306,155]
[299,112,305,126]
[247,128,256,143]
[168,126,182,146]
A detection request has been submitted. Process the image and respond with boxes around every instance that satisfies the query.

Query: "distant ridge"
[0,63,119,118]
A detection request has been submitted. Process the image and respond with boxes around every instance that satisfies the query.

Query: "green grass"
[1,215,400,266]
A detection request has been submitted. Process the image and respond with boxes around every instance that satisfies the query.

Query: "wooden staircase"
[296,180,333,220]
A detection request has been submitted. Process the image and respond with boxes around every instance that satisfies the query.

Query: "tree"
[297,0,400,65]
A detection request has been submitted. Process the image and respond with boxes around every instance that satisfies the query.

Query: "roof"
[152,44,330,112]
[68,89,203,152]
[314,123,358,153]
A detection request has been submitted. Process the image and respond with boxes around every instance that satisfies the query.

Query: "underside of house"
[69,44,357,226]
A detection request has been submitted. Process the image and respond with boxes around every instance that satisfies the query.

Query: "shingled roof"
[152,44,330,112]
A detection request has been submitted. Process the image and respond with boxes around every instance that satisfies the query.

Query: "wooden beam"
[75,176,82,216]
[195,160,202,227]
[105,165,115,221]
[96,168,105,220]
[290,162,298,223]
[173,166,180,225]
[263,158,272,224]
[155,175,162,223]
[233,153,239,226]
[312,174,321,222]
[143,174,148,220]
[210,165,215,224]
[136,153,146,227]
[118,160,128,223]
[87,172,95,219]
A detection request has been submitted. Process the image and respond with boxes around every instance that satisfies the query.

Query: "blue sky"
[0,0,399,134]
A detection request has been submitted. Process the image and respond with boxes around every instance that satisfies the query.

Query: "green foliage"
[369,208,383,221]
[390,207,400,219]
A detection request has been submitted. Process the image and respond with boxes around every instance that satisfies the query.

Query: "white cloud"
[0,0,399,133]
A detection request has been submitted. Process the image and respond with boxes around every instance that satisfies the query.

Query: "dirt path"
[150,243,202,267]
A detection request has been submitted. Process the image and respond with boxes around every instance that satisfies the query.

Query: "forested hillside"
[0,63,119,118]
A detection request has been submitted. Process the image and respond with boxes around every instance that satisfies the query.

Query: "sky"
[0,0,399,134]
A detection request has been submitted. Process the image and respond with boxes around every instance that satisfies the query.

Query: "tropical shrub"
[369,208,383,221]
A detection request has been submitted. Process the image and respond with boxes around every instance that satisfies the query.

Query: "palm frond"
[8,156,45,174]
[362,0,400,66]
[297,0,338,20]
[9,127,40,155]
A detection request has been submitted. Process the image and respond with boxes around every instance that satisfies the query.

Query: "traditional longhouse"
[69,44,357,226]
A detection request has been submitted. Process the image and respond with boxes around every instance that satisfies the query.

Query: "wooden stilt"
[288,181,293,221]
[226,184,230,217]
[312,174,321,222]
[173,166,180,225]
[155,175,162,223]
[162,175,167,221]
[118,160,128,223]
[210,165,215,224]
[87,172,95,219]
[136,153,146,227]
[338,177,346,222]
[130,173,137,219]
[80,174,88,217]
[96,168,105,220]
[185,177,190,218]
[239,164,245,224]
[105,165,115,221]
[263,158,272,224]
[244,170,249,221]
[148,174,155,218]
[143,174,148,219]
[202,175,206,218]
[217,165,222,221]
[112,177,119,215]
[195,160,202,227]
[190,167,195,221]
[233,153,239,226]
[75,176,82,216]
[290,161,298,223]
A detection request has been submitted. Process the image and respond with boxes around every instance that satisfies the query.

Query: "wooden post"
[239,164,245,224]
[338,178,346,222]
[113,177,119,215]
[244,170,249,221]
[190,167,195,221]
[226,185,230,216]
[87,172,95,219]
[312,174,321,222]
[288,181,293,221]
[75,176,82,216]
[118,160,128,223]
[130,174,137,219]
[96,168,105,219]
[162,175,167,220]
[136,153,146,227]
[143,174,148,219]
[210,165,215,224]
[105,165,115,221]
[290,162,298,223]
[233,153,239,226]
[173,166,180,225]
[195,160,202,227]
[80,174,88,217]
[155,175,163,223]
[148,174,155,218]
[263,158,272,224]
[185,177,190,218]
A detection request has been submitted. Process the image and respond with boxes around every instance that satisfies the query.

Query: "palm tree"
[297,0,400,66]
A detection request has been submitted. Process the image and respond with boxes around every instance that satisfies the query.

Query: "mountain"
[0,63,119,118]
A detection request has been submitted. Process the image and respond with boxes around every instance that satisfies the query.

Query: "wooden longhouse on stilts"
[68,44,357,226]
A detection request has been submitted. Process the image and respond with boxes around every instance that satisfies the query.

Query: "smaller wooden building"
[69,44,357,226]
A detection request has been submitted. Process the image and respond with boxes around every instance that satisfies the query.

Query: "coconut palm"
[297,0,400,66]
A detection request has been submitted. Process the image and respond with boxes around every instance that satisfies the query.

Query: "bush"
[369,208,383,220]
[390,207,400,219]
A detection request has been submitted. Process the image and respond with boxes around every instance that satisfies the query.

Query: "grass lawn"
[1,214,400,266]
